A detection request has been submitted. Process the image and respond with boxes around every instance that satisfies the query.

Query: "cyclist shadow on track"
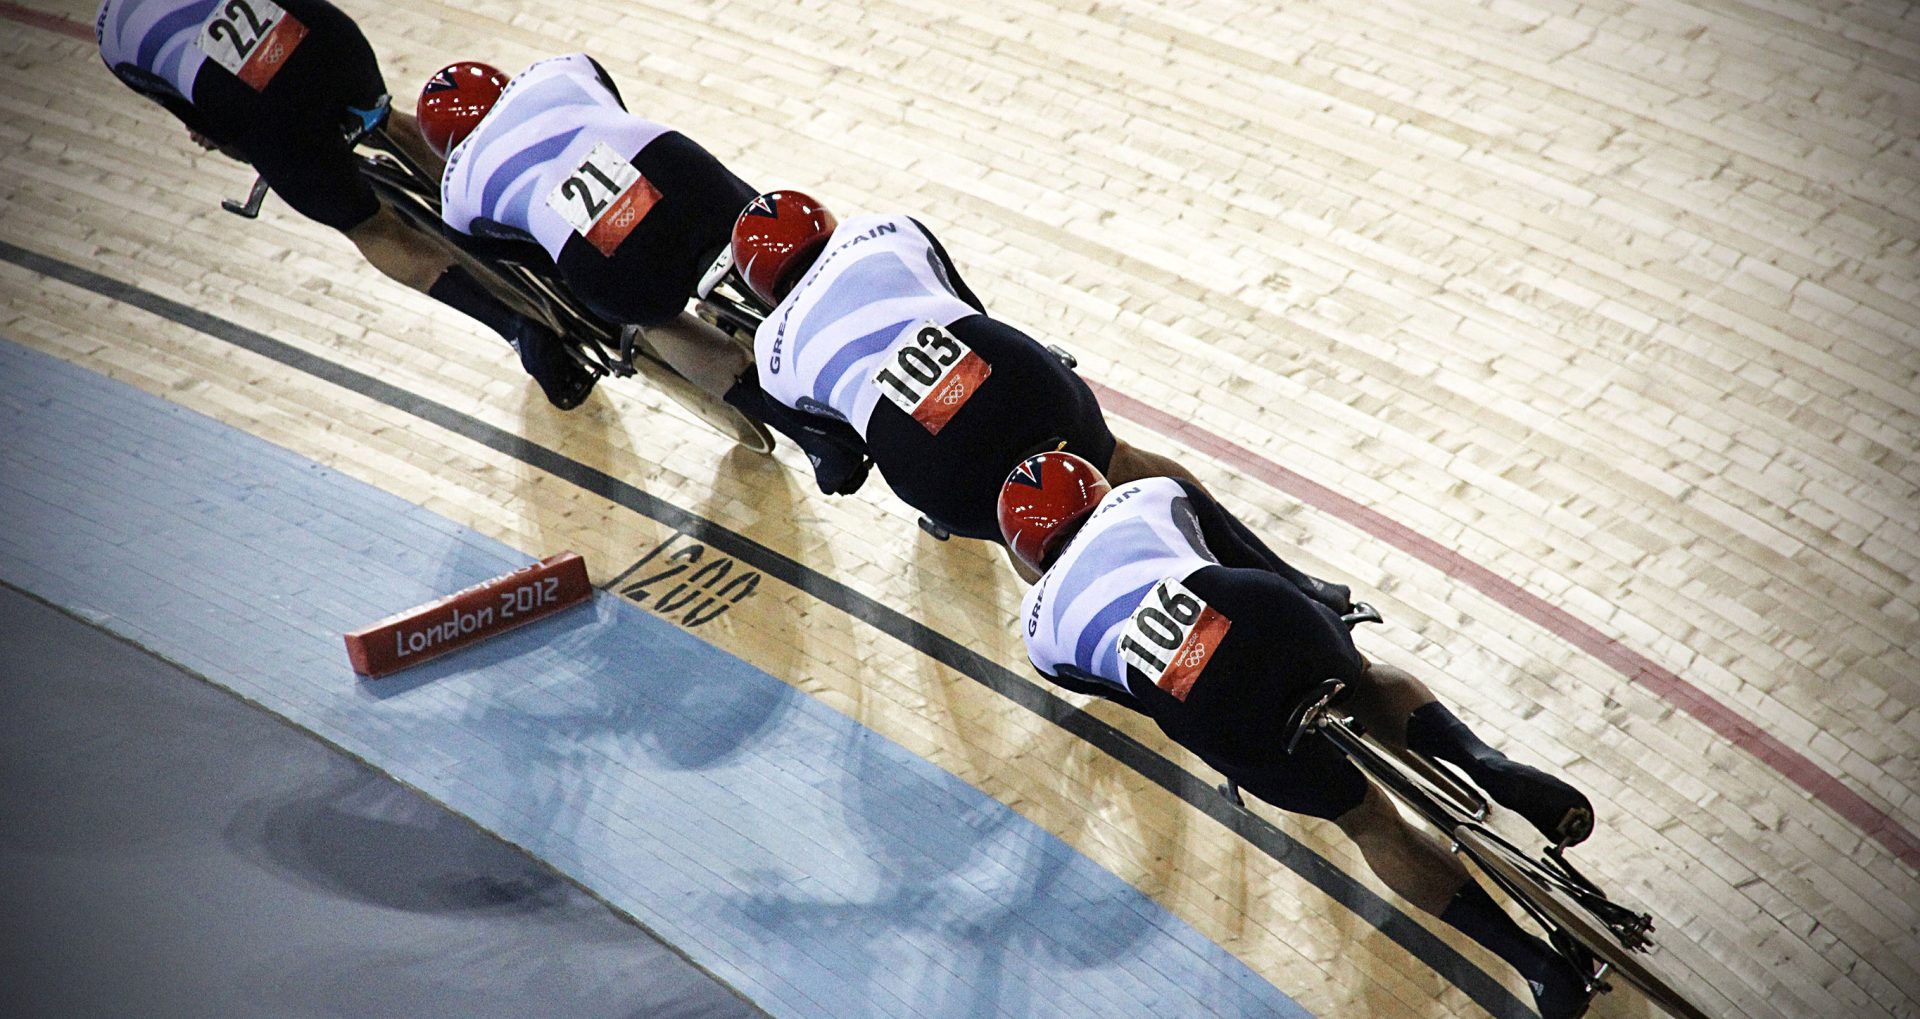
[471,585,799,844]
[384,409,811,848]
[223,771,571,918]
[718,727,1169,1016]
[905,530,1245,954]
[352,568,799,860]
[489,437,810,826]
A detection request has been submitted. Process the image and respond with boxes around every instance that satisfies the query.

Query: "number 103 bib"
[872,320,991,434]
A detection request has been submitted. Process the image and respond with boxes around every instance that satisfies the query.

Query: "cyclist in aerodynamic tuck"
[96,0,581,406]
[1000,450,1598,1019]
[723,189,1208,545]
[423,55,863,476]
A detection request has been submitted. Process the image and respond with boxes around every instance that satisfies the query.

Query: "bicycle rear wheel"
[1455,826,1719,1019]
[624,351,775,453]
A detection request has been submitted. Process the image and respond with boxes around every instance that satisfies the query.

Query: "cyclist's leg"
[380,109,447,182]
[1346,660,1593,845]
[1105,438,1205,489]
[641,313,868,471]
[1333,779,1467,912]
[1338,658,1437,749]
[644,313,871,472]
[341,205,591,408]
[346,205,456,289]
[1332,781,1592,1019]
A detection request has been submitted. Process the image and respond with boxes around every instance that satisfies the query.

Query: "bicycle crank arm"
[1340,602,1383,628]
[221,177,270,219]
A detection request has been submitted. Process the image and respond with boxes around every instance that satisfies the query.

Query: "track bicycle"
[219,97,772,452]
[1218,603,1718,1019]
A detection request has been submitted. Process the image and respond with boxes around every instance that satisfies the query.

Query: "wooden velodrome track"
[2,0,1915,1016]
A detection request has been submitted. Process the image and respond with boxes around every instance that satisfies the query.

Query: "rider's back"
[752,213,980,434]
[440,54,668,261]
[1022,477,1218,694]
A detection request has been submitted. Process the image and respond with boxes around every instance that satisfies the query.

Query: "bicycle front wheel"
[1455,826,1718,1019]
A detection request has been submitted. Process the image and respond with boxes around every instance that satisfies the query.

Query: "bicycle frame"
[1230,606,1713,1018]
[214,103,774,451]
[219,99,636,380]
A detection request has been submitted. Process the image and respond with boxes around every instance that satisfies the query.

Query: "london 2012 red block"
[344,552,592,678]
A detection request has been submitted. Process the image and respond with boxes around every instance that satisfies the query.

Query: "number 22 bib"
[195,0,307,92]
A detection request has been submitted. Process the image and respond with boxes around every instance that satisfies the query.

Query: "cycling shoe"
[1481,757,1595,847]
[511,319,596,410]
[1527,951,1595,1019]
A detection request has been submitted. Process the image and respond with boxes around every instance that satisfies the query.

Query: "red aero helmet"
[417,61,508,158]
[730,191,837,307]
[998,451,1112,575]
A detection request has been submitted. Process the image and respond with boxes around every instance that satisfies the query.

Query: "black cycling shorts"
[188,0,386,231]
[1126,565,1371,821]
[554,131,758,327]
[864,314,1118,541]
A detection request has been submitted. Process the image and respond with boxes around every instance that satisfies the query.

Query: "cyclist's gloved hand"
[806,441,871,496]
[723,367,872,494]
[510,319,596,410]
[1302,574,1353,616]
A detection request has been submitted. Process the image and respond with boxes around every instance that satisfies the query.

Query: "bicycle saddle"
[343,94,392,143]
[1284,678,1347,756]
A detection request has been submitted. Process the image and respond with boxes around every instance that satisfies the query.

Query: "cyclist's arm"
[908,217,986,314]
[1174,479,1353,614]
[582,55,626,109]
[1043,662,1146,714]
[107,63,223,145]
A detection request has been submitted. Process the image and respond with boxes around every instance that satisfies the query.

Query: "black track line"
[0,238,1529,1019]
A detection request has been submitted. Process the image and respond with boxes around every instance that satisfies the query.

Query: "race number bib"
[1118,577,1231,700]
[195,0,306,92]
[872,320,991,435]
[545,143,661,257]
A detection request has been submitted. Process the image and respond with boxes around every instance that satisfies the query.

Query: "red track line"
[1092,379,1920,869]
[9,0,1915,871]
[2,2,91,40]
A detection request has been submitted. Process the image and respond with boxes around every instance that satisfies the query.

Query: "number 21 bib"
[546,142,662,257]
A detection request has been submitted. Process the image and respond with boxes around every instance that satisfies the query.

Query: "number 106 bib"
[1119,577,1231,700]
